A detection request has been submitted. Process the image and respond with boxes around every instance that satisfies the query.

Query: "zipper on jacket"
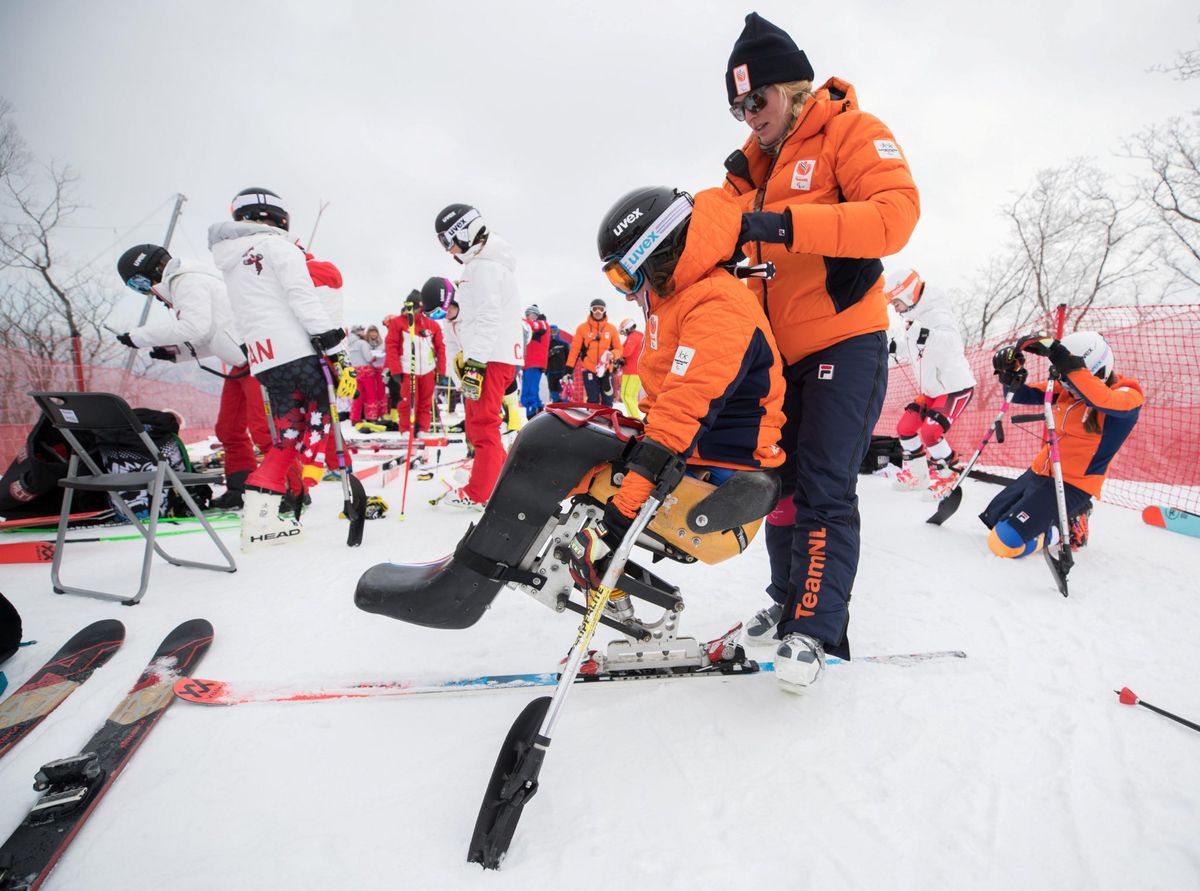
[748,101,816,319]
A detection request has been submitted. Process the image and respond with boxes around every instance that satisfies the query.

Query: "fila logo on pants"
[795,527,827,618]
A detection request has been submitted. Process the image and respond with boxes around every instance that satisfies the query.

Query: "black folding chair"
[29,391,236,605]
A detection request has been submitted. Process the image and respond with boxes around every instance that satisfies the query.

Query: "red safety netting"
[0,341,218,470]
[875,303,1200,514]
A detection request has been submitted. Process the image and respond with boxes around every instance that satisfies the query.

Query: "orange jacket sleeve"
[1065,369,1144,414]
[785,112,919,259]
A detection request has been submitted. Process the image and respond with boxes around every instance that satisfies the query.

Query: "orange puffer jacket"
[566,316,621,373]
[722,77,920,364]
[1016,371,1144,498]
[612,188,786,517]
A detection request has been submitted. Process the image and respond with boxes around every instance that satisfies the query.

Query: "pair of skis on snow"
[0,619,212,891]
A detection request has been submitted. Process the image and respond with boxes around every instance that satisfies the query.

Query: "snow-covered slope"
[1,452,1198,890]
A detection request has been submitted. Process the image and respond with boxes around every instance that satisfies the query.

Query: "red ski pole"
[1115,687,1200,733]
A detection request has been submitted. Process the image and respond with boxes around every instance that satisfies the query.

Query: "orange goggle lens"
[602,258,643,294]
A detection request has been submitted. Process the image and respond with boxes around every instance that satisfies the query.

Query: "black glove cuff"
[599,499,633,548]
[622,436,687,497]
[1048,342,1085,373]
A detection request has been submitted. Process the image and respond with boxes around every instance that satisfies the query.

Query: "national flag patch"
[791,159,815,191]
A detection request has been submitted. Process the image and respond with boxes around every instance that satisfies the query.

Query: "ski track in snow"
[1,448,1199,890]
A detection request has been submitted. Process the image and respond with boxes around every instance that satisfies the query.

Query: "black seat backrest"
[29,392,147,435]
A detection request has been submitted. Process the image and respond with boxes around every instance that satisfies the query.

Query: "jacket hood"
[207,221,287,269]
[465,233,517,271]
[161,257,222,288]
[667,189,744,295]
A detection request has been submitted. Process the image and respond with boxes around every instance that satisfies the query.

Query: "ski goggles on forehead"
[729,86,771,122]
[601,193,694,294]
[126,274,154,295]
[437,209,481,250]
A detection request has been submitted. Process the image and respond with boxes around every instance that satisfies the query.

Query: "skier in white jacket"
[207,188,346,551]
[115,244,272,509]
[884,268,976,497]
[433,204,523,508]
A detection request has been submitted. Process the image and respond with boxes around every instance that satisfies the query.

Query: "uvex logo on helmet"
[612,208,643,238]
[440,211,457,223]
[625,231,659,266]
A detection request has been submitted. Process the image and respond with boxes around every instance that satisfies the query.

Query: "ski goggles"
[729,86,771,122]
[601,193,694,294]
[126,274,155,295]
[437,208,482,251]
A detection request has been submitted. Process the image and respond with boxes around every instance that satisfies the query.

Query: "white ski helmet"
[619,318,637,335]
[883,267,924,310]
[1060,331,1113,380]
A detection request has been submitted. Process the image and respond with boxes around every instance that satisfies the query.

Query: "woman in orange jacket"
[565,185,786,628]
[718,12,920,688]
[566,299,622,407]
[982,332,1143,558]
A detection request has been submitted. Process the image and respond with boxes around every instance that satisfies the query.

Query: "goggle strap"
[616,194,693,276]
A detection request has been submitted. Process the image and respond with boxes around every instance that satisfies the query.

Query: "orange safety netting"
[0,342,218,469]
[876,304,1200,514]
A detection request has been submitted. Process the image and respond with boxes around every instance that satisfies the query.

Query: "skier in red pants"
[433,203,524,509]
[385,293,446,435]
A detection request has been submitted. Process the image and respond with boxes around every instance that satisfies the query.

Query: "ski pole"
[1042,374,1073,595]
[926,391,1013,525]
[1115,688,1200,733]
[316,349,366,546]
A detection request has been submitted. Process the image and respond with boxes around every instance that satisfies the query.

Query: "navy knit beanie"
[726,12,814,105]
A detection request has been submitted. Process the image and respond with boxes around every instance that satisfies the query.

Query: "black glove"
[116,332,136,348]
[1045,341,1085,376]
[310,328,346,352]
[564,364,574,376]
[739,211,792,247]
[148,346,176,362]
[992,345,1027,390]
[888,337,897,355]
[1016,332,1054,356]
[531,329,546,342]
[614,357,626,369]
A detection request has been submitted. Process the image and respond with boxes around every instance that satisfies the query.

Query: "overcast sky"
[1,0,1196,336]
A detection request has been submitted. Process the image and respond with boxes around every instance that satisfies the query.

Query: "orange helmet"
[618,318,637,335]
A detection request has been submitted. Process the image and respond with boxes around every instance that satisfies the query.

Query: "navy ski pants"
[765,331,888,660]
[979,468,1091,556]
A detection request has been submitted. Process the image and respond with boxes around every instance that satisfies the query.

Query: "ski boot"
[241,488,303,552]
[1069,504,1091,551]
[893,452,930,491]
[775,632,826,692]
[926,452,961,501]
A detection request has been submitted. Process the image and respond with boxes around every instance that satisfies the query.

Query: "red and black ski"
[0,621,126,760]
[0,619,212,891]
[0,511,112,532]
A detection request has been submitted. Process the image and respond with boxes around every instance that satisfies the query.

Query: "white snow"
[2,448,1199,890]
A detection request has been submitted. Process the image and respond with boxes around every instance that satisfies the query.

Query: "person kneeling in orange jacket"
[981,331,1143,558]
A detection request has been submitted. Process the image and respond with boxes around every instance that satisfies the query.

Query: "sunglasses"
[126,274,155,295]
[729,86,771,122]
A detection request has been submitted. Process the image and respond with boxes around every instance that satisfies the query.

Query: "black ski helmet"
[420,276,456,314]
[117,243,172,291]
[434,203,487,252]
[597,186,693,295]
[231,187,290,230]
